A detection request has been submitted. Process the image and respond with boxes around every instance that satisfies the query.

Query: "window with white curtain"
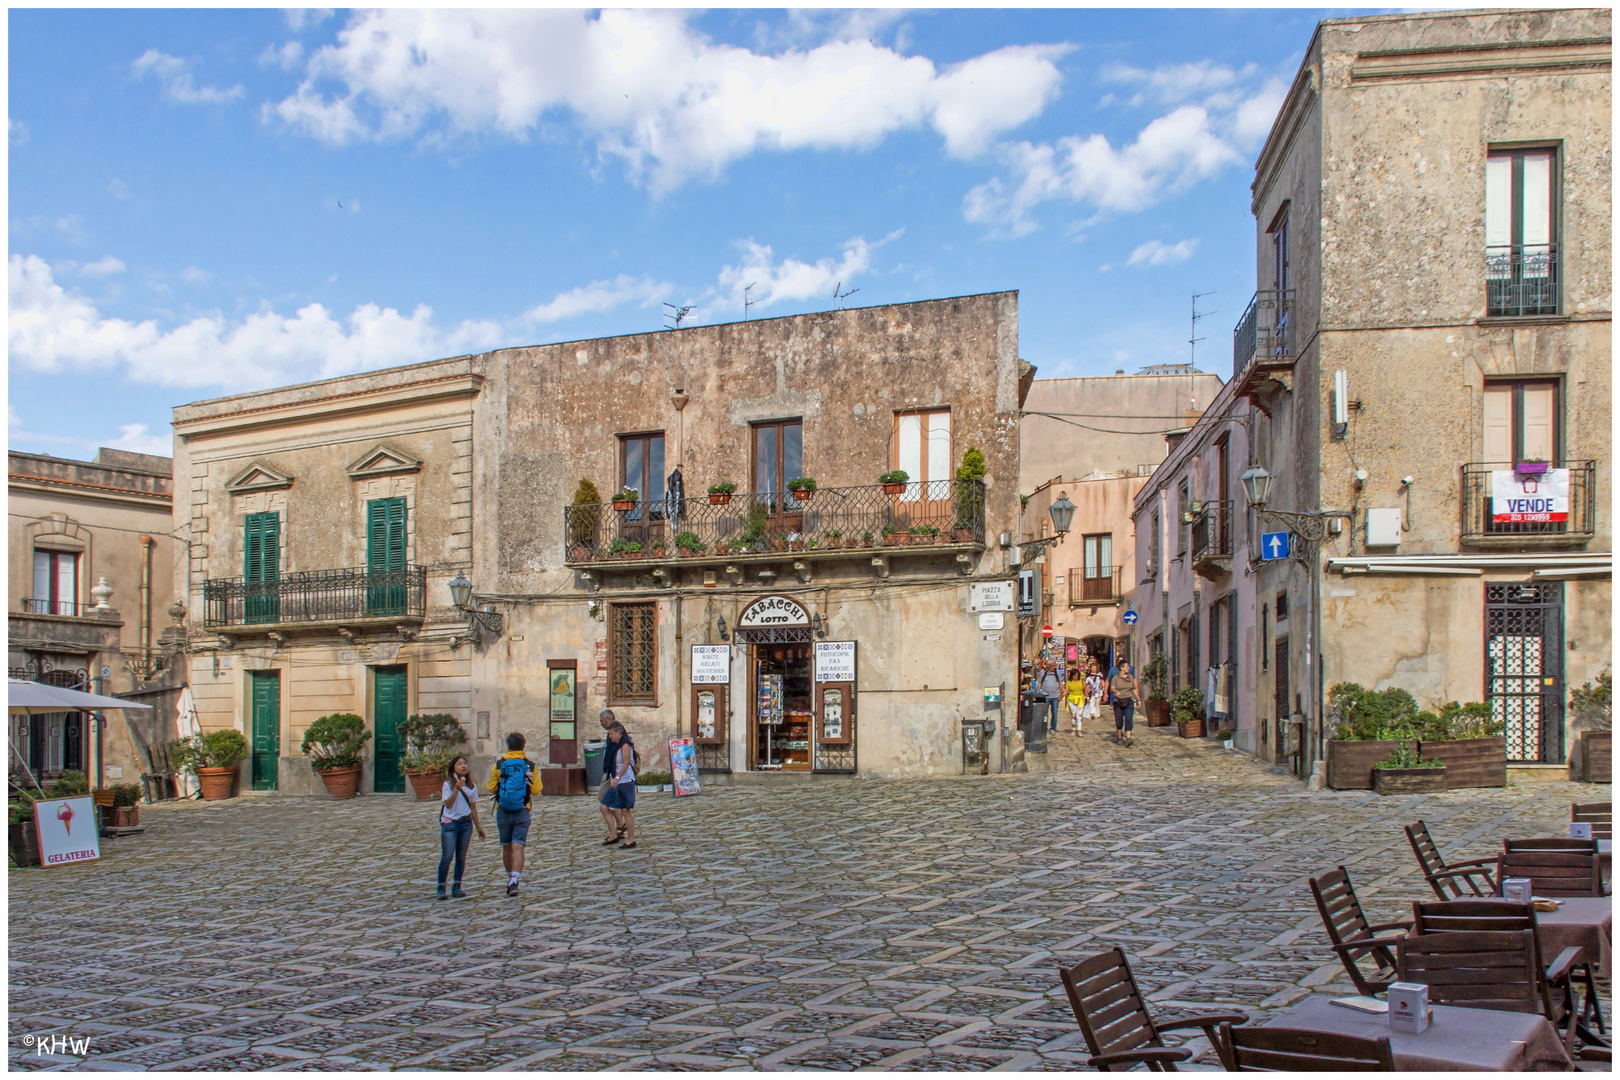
[32,550,78,615]
[894,409,951,503]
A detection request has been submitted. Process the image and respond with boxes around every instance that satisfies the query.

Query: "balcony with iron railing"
[563,479,987,568]
[203,565,428,631]
[1069,567,1122,606]
[1191,501,1234,578]
[1486,244,1558,318]
[18,598,91,618]
[1460,462,1595,546]
[1232,289,1295,381]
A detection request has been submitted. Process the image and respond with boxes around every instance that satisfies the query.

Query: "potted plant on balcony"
[861,531,874,548]
[954,447,986,541]
[610,488,639,511]
[171,730,250,800]
[787,476,817,502]
[881,523,908,546]
[741,504,769,552]
[1141,653,1171,726]
[708,481,736,505]
[569,479,602,559]
[910,523,942,544]
[787,532,806,551]
[302,712,372,800]
[1371,740,1446,795]
[675,530,706,556]
[651,540,668,558]
[399,712,468,800]
[880,469,909,495]
[608,538,643,559]
[1514,457,1551,478]
[1568,668,1611,783]
[1172,686,1205,738]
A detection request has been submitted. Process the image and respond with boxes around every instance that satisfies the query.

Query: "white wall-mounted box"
[1366,508,1402,547]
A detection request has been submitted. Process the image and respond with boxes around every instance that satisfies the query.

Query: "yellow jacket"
[486,750,543,806]
[1067,679,1086,705]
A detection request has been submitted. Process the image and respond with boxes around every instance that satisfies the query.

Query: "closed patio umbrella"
[8,679,155,715]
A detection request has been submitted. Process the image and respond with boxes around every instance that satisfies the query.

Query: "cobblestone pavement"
[10,724,1609,1071]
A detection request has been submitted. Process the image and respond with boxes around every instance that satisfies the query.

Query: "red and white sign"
[34,797,100,866]
[1041,625,1054,639]
[1491,469,1569,524]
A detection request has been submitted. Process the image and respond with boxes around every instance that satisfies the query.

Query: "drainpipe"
[138,535,154,661]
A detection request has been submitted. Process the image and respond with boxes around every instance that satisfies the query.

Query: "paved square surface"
[10,726,1609,1070]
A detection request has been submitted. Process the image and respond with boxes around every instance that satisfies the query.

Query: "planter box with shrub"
[1327,739,1400,790]
[1373,765,1448,795]
[1418,736,1506,789]
[170,730,250,801]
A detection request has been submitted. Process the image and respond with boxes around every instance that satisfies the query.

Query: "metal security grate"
[1486,582,1564,764]
[611,603,657,700]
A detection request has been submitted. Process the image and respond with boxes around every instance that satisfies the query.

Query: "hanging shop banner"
[669,737,701,796]
[970,581,1016,612]
[691,644,731,684]
[737,595,810,628]
[34,797,100,866]
[815,640,857,683]
[1491,469,1569,523]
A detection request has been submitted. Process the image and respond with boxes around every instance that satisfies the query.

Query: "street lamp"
[1239,463,1345,543]
[1239,465,1273,510]
[1015,491,1077,563]
[448,572,473,611]
[447,572,503,648]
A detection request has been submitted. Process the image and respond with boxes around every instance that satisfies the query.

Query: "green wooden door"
[250,671,280,790]
[366,498,407,616]
[244,512,280,624]
[372,665,407,793]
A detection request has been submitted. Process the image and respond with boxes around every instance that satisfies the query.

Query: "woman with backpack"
[437,754,485,900]
[603,720,638,850]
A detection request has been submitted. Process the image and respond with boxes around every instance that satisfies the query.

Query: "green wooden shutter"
[366,499,408,615]
[244,513,280,624]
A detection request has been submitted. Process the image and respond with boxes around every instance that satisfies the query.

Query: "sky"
[8,7,1339,461]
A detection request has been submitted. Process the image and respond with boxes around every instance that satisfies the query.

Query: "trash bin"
[1020,692,1048,755]
[583,740,606,788]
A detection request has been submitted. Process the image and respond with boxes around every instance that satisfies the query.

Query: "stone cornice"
[173,373,483,440]
[8,473,172,508]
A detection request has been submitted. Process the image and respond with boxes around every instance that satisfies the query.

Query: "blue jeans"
[1047,696,1060,732]
[439,818,472,885]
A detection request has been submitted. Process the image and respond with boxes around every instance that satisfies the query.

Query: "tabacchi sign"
[737,596,810,628]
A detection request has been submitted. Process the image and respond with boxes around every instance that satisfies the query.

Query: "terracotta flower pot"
[317,764,362,800]
[953,528,975,542]
[196,766,237,801]
[884,533,906,546]
[406,770,443,801]
[709,492,732,505]
[114,805,139,828]
[882,483,905,496]
[612,499,636,511]
[791,488,812,501]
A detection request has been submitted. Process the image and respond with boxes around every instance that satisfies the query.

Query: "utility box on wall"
[1366,508,1402,548]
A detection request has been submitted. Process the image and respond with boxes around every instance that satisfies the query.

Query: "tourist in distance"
[604,720,640,850]
[1084,663,1106,730]
[1037,662,1063,734]
[1110,662,1139,745]
[598,709,629,846]
[437,754,485,900]
[1066,666,1086,735]
[486,731,542,896]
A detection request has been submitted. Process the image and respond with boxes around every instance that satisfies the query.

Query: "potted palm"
[399,713,468,800]
[172,730,250,800]
[610,488,639,511]
[1141,653,1171,726]
[708,480,736,505]
[879,469,909,495]
[787,476,817,502]
[301,713,372,800]
[1172,686,1205,738]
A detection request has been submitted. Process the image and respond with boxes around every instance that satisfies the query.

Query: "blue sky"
[9,8,1336,460]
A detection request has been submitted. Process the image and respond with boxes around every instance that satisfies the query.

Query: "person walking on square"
[604,720,639,849]
[1066,668,1086,735]
[598,709,629,846]
[437,754,485,900]
[1110,662,1139,745]
[486,731,541,896]
[1037,663,1063,734]
[1084,664,1106,728]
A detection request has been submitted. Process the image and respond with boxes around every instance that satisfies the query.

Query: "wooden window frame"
[1483,378,1563,466]
[890,407,953,491]
[31,549,79,615]
[1487,145,1561,250]
[619,430,667,504]
[750,418,803,495]
[608,601,658,705]
[1176,480,1189,554]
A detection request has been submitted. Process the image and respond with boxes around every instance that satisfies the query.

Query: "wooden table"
[1265,997,1569,1071]
[1535,896,1612,977]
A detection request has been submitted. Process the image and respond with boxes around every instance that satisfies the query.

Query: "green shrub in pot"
[301,713,372,772]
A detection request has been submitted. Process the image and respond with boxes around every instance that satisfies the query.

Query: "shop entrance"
[751,640,813,771]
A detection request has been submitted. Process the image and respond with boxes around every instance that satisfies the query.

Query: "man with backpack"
[486,731,542,896]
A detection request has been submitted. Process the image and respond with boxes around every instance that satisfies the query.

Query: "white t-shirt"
[440,779,478,824]
[614,742,636,787]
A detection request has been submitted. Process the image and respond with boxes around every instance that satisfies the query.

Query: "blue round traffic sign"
[1122,609,1138,624]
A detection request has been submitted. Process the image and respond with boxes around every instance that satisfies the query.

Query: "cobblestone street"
[10,726,1608,1071]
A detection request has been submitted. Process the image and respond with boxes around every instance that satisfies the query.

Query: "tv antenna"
[1189,290,1217,369]
[833,281,860,310]
[743,282,761,321]
[663,302,696,330]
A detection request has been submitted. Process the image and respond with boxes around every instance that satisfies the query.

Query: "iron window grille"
[611,603,657,701]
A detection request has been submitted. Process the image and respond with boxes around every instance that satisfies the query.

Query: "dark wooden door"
[372,665,407,792]
[250,671,280,790]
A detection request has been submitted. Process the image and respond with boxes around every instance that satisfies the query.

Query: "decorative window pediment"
[225,461,294,494]
[347,443,423,480]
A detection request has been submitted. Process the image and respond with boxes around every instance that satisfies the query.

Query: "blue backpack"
[496,757,532,812]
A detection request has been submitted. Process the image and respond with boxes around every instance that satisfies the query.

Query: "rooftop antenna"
[663,302,696,330]
[743,282,760,321]
[833,281,860,310]
[1189,290,1217,369]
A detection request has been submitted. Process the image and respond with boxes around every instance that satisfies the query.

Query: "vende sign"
[1491,469,1569,524]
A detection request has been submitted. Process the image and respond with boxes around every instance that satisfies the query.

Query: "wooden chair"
[1309,866,1412,996]
[1058,947,1248,1071]
[1411,899,1605,1040]
[1397,929,1581,1059]
[1214,1023,1395,1072]
[1405,820,1498,900]
[1572,802,1611,841]
[1498,840,1603,897]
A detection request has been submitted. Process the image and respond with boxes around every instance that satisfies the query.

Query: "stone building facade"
[1134,9,1612,776]
[172,293,1027,792]
[8,448,178,786]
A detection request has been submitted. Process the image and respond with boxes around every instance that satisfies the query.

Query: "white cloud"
[264,10,1068,191]
[131,49,244,105]
[715,232,899,313]
[9,118,28,145]
[80,256,127,278]
[285,9,335,32]
[9,253,503,391]
[523,275,669,324]
[107,423,173,457]
[180,266,213,285]
[1102,60,1251,106]
[108,178,135,200]
[259,41,305,70]
[1127,238,1199,267]
[1232,76,1289,145]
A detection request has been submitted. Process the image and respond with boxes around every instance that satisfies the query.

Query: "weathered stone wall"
[1020,373,1223,491]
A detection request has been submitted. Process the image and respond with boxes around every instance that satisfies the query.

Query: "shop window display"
[754,643,813,770]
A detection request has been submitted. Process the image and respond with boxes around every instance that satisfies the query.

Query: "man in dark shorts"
[486,731,541,895]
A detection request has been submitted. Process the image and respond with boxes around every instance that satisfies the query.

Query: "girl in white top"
[1085,669,1106,722]
[438,755,485,899]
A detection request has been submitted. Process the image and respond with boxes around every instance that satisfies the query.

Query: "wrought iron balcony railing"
[564,479,987,565]
[1191,501,1235,575]
[1486,243,1558,317]
[20,598,88,617]
[203,565,428,628]
[1460,461,1595,544]
[1069,567,1122,605]
[1233,289,1295,378]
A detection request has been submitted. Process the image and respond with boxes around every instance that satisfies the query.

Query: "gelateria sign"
[737,596,810,627]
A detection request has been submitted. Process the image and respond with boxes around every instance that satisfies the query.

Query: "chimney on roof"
[1115,368,1125,376]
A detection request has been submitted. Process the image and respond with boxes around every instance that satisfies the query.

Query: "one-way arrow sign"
[1261,532,1292,560]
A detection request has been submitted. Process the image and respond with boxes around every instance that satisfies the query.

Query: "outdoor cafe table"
[1264,997,1569,1071]
[1532,896,1612,978]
